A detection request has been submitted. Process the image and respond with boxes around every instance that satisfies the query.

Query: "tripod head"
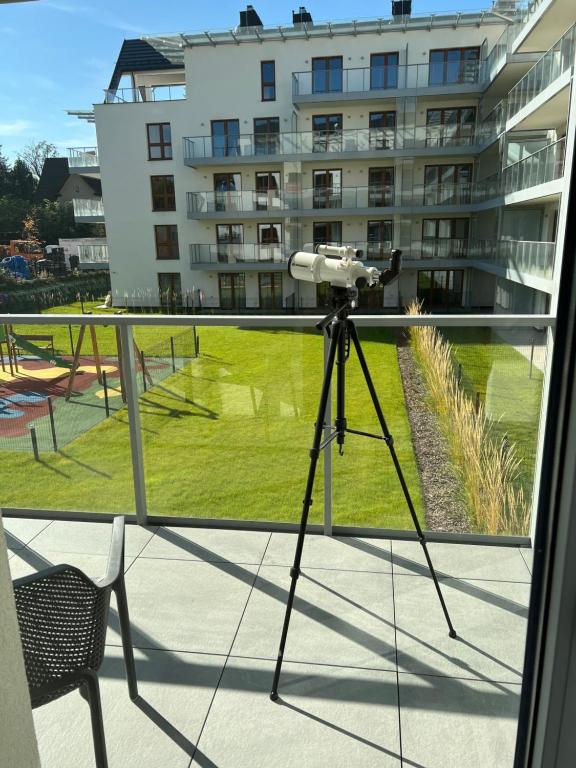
[316,287,357,333]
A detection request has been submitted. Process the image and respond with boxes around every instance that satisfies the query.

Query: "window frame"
[258,271,283,309]
[369,52,399,90]
[154,224,179,260]
[261,60,276,101]
[311,56,344,94]
[150,174,176,212]
[147,123,172,161]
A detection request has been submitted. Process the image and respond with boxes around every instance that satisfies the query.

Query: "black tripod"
[270,287,457,702]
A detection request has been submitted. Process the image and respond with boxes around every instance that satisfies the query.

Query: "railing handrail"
[503,136,565,171]
[0,313,555,329]
[291,60,483,77]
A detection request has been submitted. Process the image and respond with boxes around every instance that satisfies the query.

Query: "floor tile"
[520,548,533,575]
[232,565,397,670]
[29,519,156,557]
[124,557,258,653]
[8,547,135,580]
[1,516,53,551]
[33,646,225,768]
[394,575,529,683]
[263,533,392,572]
[399,674,521,768]
[141,525,270,564]
[193,657,401,767]
[391,541,532,582]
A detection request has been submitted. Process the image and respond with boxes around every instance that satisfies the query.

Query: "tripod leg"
[348,323,457,639]
[270,322,341,701]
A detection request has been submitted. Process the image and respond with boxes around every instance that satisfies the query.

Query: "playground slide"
[8,332,73,369]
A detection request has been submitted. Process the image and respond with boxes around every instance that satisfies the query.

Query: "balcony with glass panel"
[190,243,290,269]
[292,59,484,103]
[470,238,555,282]
[72,198,105,222]
[68,147,100,174]
[183,126,481,166]
[77,243,109,269]
[1,310,546,767]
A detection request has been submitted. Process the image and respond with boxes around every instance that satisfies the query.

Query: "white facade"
[76,0,576,313]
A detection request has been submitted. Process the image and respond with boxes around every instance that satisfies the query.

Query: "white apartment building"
[69,0,576,313]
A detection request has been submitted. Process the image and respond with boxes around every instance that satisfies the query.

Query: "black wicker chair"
[12,516,138,768]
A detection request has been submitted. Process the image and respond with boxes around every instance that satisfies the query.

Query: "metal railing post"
[323,332,333,536]
[120,324,148,525]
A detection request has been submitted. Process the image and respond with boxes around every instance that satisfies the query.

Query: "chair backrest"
[14,565,111,703]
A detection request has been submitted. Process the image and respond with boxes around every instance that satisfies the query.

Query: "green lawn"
[1,310,423,529]
[444,327,544,501]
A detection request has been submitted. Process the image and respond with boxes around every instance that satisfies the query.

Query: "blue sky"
[0,0,486,161]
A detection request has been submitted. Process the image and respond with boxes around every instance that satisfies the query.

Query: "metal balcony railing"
[78,244,109,264]
[190,244,290,265]
[471,239,555,280]
[183,126,478,161]
[68,147,99,169]
[103,84,186,103]
[72,198,105,218]
[292,61,482,98]
[412,183,473,206]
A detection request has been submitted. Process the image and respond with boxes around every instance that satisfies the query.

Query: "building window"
[313,169,342,209]
[313,221,342,246]
[424,164,473,204]
[422,218,469,257]
[368,167,394,207]
[255,171,281,210]
[254,117,280,155]
[369,111,396,150]
[426,107,476,147]
[429,47,480,85]
[370,52,399,90]
[154,225,179,260]
[214,173,241,212]
[211,119,241,157]
[216,224,243,263]
[151,175,176,211]
[312,114,343,152]
[261,61,276,101]
[417,269,464,310]
[367,220,393,259]
[219,273,246,310]
[259,272,283,309]
[147,123,172,160]
[312,56,343,94]
[158,272,182,313]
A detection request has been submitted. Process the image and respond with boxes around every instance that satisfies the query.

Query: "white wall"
[0,514,41,768]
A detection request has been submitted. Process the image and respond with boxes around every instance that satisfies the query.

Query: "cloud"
[44,1,147,35]
[0,120,33,136]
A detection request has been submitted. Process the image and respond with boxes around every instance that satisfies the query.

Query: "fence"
[0,274,111,313]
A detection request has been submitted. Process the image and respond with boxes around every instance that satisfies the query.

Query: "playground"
[0,323,192,452]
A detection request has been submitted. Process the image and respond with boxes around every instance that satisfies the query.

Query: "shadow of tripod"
[270,283,457,702]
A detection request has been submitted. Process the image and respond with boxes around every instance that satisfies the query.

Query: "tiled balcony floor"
[4,517,532,768]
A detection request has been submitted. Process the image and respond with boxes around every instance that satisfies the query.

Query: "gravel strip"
[397,343,469,533]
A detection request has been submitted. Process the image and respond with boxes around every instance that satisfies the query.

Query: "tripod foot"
[270,691,279,702]
[449,629,457,639]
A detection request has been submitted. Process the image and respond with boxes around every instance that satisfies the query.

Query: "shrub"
[407,302,529,535]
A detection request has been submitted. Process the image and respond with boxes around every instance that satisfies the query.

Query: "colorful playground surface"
[0,352,177,452]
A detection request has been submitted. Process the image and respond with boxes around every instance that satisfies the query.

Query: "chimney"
[293,6,313,24]
[391,0,412,17]
[239,5,263,28]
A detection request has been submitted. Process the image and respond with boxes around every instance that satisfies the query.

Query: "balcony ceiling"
[5,516,531,768]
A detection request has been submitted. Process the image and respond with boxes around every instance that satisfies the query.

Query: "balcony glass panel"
[78,244,109,264]
[72,199,104,218]
[68,147,99,168]
[332,323,548,535]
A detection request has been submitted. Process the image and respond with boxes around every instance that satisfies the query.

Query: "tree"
[0,146,11,197]
[0,195,30,239]
[9,158,36,201]
[18,140,57,180]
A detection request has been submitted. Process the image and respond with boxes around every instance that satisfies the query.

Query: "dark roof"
[34,157,69,202]
[108,39,182,91]
[80,176,102,195]
[35,159,102,202]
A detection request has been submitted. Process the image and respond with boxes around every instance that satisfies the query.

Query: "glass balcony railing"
[68,147,99,169]
[0,312,551,539]
[412,238,470,259]
[72,198,105,218]
[183,126,479,161]
[187,186,398,215]
[78,244,109,264]
[506,23,575,119]
[292,61,482,98]
[412,183,473,206]
[103,84,186,103]
[190,243,290,265]
[471,239,555,279]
